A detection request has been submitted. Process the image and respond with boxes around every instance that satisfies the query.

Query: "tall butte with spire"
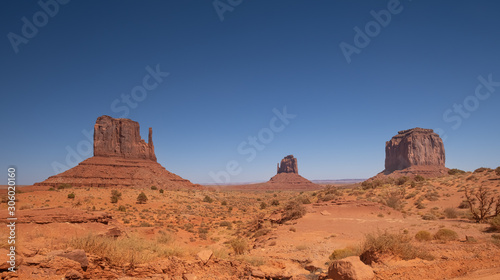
[35,115,197,189]
[266,155,317,190]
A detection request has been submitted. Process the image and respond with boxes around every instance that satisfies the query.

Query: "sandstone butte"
[375,127,448,179]
[34,115,198,189]
[267,155,318,190]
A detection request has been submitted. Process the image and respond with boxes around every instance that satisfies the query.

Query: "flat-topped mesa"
[277,155,298,174]
[93,115,156,161]
[385,127,445,173]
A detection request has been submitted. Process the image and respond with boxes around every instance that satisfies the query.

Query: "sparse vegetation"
[329,247,360,260]
[414,175,425,182]
[496,167,500,176]
[281,201,307,222]
[361,231,434,262]
[150,186,157,190]
[203,195,214,203]
[464,186,500,223]
[58,183,72,190]
[444,207,459,219]
[67,193,75,199]
[230,238,248,255]
[110,190,122,204]
[474,167,491,173]
[448,168,466,175]
[489,215,500,232]
[415,230,432,241]
[137,192,148,204]
[434,229,458,241]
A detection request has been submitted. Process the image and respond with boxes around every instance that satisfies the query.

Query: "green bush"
[415,230,432,241]
[58,183,72,190]
[260,202,267,209]
[137,192,148,204]
[67,193,75,199]
[433,229,458,241]
[474,167,491,173]
[159,189,164,194]
[118,205,126,212]
[221,200,227,206]
[271,199,280,206]
[150,186,158,190]
[396,176,410,186]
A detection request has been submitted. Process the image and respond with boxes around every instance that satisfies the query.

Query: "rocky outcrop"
[277,155,298,174]
[94,115,156,161]
[0,208,112,224]
[327,256,375,280]
[35,115,197,189]
[384,128,445,173]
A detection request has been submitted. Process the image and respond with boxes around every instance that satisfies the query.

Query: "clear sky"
[1,0,499,185]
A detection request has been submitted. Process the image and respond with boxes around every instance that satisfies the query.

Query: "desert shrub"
[111,190,122,204]
[289,227,296,232]
[320,194,337,202]
[271,199,280,206]
[433,229,458,241]
[421,213,437,220]
[219,221,232,229]
[458,200,469,209]
[118,205,126,212]
[298,197,312,204]
[329,247,360,260]
[230,238,248,255]
[260,202,267,209]
[157,231,175,244]
[464,186,500,223]
[413,175,424,182]
[281,201,307,222]
[67,193,75,199]
[495,167,500,176]
[444,207,458,219]
[221,200,227,206]
[474,167,491,173]
[396,176,410,186]
[69,233,183,266]
[361,179,383,190]
[48,187,55,191]
[203,195,214,203]
[384,188,406,210]
[489,215,500,232]
[58,183,72,190]
[159,189,164,194]
[448,168,465,175]
[361,231,433,262]
[137,192,148,204]
[253,228,271,238]
[415,230,432,242]
[150,186,158,190]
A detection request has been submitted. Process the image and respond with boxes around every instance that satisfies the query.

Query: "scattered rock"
[328,256,374,280]
[49,249,89,270]
[65,269,83,279]
[182,273,197,280]
[251,269,266,278]
[320,210,331,216]
[196,250,213,265]
[105,226,125,238]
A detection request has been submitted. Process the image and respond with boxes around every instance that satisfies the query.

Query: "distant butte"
[373,128,448,179]
[266,155,318,190]
[35,115,198,189]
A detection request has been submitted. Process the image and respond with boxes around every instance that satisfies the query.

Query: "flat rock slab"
[0,207,112,224]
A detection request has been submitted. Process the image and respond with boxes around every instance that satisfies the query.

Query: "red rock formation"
[384,128,445,173]
[277,155,298,174]
[94,115,156,161]
[35,116,198,189]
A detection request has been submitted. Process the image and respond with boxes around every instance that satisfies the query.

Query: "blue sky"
[1,0,499,185]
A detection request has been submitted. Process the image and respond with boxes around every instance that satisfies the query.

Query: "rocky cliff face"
[277,155,298,174]
[93,115,156,161]
[385,128,445,173]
